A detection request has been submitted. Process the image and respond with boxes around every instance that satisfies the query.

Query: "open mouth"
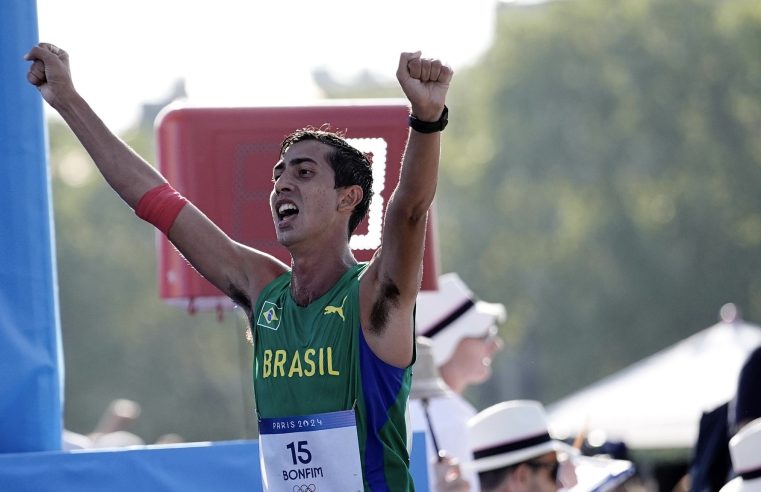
[277,202,299,221]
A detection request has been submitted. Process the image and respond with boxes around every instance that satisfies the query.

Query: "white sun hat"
[467,400,568,473]
[720,417,761,492]
[416,273,507,366]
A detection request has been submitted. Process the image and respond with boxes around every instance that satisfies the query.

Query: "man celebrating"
[25,42,452,491]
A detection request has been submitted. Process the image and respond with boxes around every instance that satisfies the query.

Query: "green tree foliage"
[49,122,256,444]
[441,0,761,406]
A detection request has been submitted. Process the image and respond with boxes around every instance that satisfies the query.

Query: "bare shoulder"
[229,242,290,316]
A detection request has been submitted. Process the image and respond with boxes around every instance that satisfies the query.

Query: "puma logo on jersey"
[323,296,347,321]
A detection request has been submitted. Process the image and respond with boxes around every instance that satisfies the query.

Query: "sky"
[37,0,500,133]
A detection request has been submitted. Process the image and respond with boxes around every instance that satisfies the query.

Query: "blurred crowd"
[63,398,183,451]
[409,272,761,492]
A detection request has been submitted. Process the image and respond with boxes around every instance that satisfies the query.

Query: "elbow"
[409,206,430,225]
[389,191,434,224]
[388,201,431,226]
[407,196,435,224]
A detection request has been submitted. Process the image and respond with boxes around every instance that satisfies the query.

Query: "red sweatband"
[134,183,188,236]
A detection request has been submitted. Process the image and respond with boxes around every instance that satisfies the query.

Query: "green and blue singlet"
[252,263,414,491]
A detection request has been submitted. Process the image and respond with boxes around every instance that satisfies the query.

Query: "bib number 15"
[286,440,312,465]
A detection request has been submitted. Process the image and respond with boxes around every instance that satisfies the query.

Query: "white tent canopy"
[546,313,761,450]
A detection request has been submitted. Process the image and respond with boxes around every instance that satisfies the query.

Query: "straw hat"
[410,336,453,400]
[417,273,507,365]
[467,400,566,473]
[720,417,761,492]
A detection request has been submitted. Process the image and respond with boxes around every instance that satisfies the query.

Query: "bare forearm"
[54,91,165,208]
[392,129,441,220]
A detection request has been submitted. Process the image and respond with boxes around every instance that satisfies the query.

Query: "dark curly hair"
[280,127,373,238]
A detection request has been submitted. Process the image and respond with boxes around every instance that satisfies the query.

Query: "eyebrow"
[273,156,319,173]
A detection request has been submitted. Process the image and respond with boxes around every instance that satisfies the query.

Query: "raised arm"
[360,51,453,367]
[25,43,287,316]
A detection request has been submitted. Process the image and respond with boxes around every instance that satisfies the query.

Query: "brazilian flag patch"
[257,301,282,331]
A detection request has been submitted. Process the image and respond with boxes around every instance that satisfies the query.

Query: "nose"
[274,170,294,194]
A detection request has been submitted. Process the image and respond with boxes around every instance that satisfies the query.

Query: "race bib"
[258,409,364,492]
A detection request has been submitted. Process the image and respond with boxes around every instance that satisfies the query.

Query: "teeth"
[278,203,297,214]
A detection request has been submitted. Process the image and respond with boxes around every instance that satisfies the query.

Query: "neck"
[289,246,357,306]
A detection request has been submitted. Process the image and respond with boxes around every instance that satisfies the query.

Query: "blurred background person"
[62,398,144,450]
[411,336,472,491]
[63,398,186,450]
[417,273,507,395]
[411,273,507,491]
[88,398,144,448]
[733,347,761,434]
[718,417,761,492]
[467,400,568,492]
[688,345,761,492]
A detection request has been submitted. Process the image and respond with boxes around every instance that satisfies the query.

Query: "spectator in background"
[411,336,472,491]
[688,345,761,492]
[410,273,507,491]
[718,417,761,492]
[63,398,144,450]
[88,398,142,443]
[467,400,568,492]
[62,398,185,451]
[733,347,761,433]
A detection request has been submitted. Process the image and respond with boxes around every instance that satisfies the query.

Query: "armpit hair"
[229,283,254,345]
[228,283,252,313]
[369,278,401,335]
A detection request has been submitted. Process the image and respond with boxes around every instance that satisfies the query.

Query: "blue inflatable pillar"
[0,0,64,452]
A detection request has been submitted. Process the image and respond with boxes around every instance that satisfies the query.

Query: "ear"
[509,464,532,492]
[337,185,363,213]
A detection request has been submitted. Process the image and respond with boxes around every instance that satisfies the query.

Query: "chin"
[474,368,492,384]
[275,229,304,249]
[275,234,294,247]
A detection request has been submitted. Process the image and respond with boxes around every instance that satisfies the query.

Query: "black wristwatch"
[409,105,448,133]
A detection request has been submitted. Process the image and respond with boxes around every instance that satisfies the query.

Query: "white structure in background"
[547,304,761,449]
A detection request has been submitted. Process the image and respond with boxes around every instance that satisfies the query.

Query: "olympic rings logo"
[293,484,316,492]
